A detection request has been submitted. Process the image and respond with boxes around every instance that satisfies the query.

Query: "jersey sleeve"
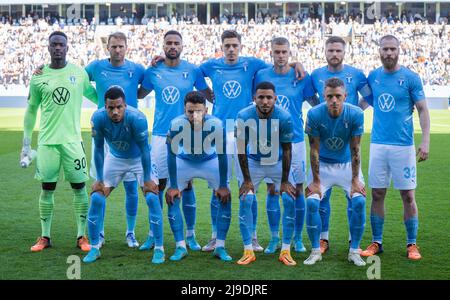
[253,57,271,72]
[27,76,42,107]
[194,66,208,90]
[199,60,212,77]
[356,70,373,103]
[136,63,146,84]
[305,110,320,137]
[409,73,426,102]
[84,60,97,81]
[302,73,316,98]
[133,113,151,182]
[91,112,105,181]
[82,69,98,104]
[366,71,376,106]
[351,109,364,137]
[280,113,294,144]
[141,67,155,91]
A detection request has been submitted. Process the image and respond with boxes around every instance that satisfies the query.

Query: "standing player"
[235,82,297,266]
[310,36,372,254]
[21,31,97,252]
[85,32,146,248]
[165,91,232,262]
[359,35,430,260]
[138,30,212,252]
[254,37,318,254]
[83,86,162,264]
[303,78,366,266]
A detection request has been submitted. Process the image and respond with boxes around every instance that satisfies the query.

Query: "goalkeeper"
[21,31,98,252]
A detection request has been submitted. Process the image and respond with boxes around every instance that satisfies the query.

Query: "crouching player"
[165,91,232,262]
[83,86,163,264]
[304,78,366,266]
[235,81,298,266]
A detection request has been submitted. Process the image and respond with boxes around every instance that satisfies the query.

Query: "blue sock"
[319,188,332,236]
[266,193,280,237]
[210,192,220,235]
[124,180,138,233]
[294,193,305,241]
[182,187,196,232]
[100,197,106,235]
[370,214,384,244]
[306,196,321,249]
[168,197,184,243]
[281,193,295,245]
[251,196,258,237]
[158,191,164,209]
[145,192,163,247]
[216,195,232,241]
[405,216,419,245]
[87,192,106,246]
[239,193,255,246]
[346,194,353,240]
[349,194,366,250]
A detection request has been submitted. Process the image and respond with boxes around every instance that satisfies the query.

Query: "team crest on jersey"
[277,95,290,110]
[345,75,353,83]
[242,62,248,72]
[182,72,189,79]
[128,71,134,78]
[398,78,405,86]
[378,93,395,112]
[223,80,242,99]
[162,86,180,104]
[325,137,344,151]
[69,76,76,85]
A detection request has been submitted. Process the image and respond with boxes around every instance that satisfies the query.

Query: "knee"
[91,192,105,208]
[123,181,138,196]
[145,192,158,207]
[351,196,366,213]
[372,189,386,202]
[266,183,278,195]
[307,198,320,214]
[42,182,57,191]
[401,191,415,205]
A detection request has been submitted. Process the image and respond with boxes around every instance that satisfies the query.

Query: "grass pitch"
[0,108,449,280]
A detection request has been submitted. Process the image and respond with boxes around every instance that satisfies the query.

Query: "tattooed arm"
[307,135,322,198]
[350,135,365,196]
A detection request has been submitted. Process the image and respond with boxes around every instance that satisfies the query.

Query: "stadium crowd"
[0,16,448,88]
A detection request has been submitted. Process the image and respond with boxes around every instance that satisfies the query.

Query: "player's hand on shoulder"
[280,181,296,199]
[151,55,165,67]
[91,181,106,195]
[215,187,231,203]
[143,180,159,195]
[239,180,255,199]
[165,188,181,205]
[417,142,429,162]
[305,181,322,199]
[33,64,45,76]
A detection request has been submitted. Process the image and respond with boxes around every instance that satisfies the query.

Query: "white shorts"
[265,141,306,185]
[227,132,243,183]
[103,152,158,188]
[176,157,225,191]
[151,135,168,179]
[239,158,295,192]
[90,138,136,182]
[306,161,365,199]
[369,143,417,190]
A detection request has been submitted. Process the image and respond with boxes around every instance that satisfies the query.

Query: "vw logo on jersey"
[325,137,344,151]
[378,93,395,112]
[162,86,180,104]
[223,80,242,99]
[277,95,290,110]
[52,87,70,105]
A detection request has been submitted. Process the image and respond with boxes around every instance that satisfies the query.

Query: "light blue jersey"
[305,102,364,164]
[236,105,293,162]
[200,57,269,131]
[142,60,208,136]
[167,114,228,188]
[311,65,372,105]
[85,59,145,108]
[367,66,425,146]
[254,68,315,143]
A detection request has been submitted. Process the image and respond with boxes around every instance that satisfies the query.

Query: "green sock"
[39,190,55,238]
[73,187,89,238]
